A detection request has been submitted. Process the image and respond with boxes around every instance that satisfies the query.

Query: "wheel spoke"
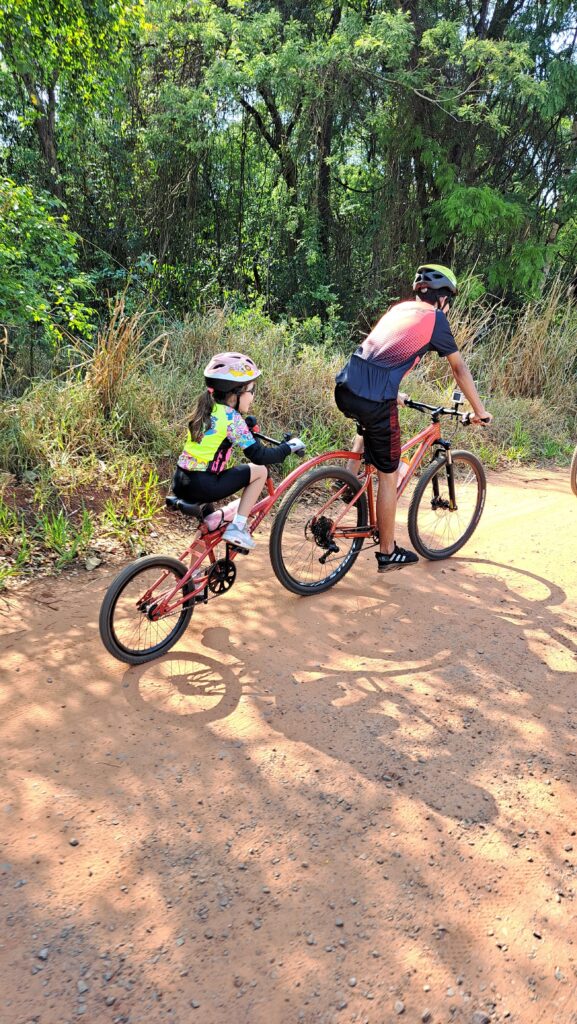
[409,453,485,559]
[270,467,368,594]
[109,565,189,658]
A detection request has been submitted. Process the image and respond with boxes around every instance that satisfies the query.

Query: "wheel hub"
[307,515,335,549]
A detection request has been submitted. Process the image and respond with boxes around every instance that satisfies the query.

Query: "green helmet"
[413,264,458,295]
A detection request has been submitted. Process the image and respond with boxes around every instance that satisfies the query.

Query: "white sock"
[232,514,247,529]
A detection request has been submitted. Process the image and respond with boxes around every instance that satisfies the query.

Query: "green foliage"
[38,506,94,567]
[0,177,96,367]
[1,0,577,383]
[102,467,163,544]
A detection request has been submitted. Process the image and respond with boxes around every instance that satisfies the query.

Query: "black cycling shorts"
[335,383,401,473]
[172,465,251,503]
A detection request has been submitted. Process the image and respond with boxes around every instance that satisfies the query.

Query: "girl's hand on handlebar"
[286,436,306,454]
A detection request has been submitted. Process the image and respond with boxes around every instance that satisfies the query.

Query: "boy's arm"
[447,352,493,424]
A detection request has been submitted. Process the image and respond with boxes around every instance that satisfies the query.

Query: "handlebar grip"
[462,412,491,425]
[245,415,260,433]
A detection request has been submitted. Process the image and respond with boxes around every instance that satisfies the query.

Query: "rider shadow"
[260,654,500,824]
[253,556,577,824]
[121,630,243,725]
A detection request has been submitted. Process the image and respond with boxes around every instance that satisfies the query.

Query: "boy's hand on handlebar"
[397,392,410,406]
[471,409,492,425]
[463,410,492,426]
[286,436,306,454]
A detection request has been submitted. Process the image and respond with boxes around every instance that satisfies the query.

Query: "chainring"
[207,558,237,595]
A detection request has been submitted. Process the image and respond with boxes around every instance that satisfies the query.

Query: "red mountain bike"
[268,395,487,595]
[99,398,486,663]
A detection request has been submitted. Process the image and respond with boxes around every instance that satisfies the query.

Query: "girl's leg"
[237,463,267,517]
[223,464,267,549]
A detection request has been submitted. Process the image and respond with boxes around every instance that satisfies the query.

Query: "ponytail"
[188,389,215,442]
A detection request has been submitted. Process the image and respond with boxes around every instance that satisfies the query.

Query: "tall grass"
[1,290,576,494]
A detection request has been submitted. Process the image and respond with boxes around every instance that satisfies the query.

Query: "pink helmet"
[204,352,261,389]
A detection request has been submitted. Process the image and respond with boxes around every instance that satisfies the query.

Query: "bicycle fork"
[432,448,458,511]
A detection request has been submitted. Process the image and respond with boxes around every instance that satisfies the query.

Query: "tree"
[0,177,95,379]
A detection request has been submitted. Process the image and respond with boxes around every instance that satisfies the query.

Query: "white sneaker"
[222,522,255,550]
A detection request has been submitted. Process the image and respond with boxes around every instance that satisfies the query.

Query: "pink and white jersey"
[336,300,458,402]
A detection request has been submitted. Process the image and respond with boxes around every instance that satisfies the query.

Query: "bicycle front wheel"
[408,450,486,559]
[99,555,195,665]
[570,444,577,496]
[270,466,369,595]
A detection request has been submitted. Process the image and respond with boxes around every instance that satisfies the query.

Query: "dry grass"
[85,296,168,417]
[1,294,576,492]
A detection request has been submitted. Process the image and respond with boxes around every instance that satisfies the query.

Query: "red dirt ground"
[1,467,577,1024]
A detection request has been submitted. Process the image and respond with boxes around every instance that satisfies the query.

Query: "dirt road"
[1,467,577,1024]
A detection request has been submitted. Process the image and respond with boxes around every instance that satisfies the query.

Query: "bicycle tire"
[408,450,486,560]
[269,465,369,596]
[99,555,195,665]
[571,444,577,497]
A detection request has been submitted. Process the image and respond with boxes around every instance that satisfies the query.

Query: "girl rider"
[172,352,305,550]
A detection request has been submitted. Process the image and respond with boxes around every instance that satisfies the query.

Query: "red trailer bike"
[99,398,486,663]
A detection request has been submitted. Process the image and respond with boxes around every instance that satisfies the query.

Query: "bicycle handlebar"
[404,398,490,425]
[245,416,305,452]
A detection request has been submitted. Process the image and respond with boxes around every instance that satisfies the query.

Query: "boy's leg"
[346,433,364,476]
[376,470,397,555]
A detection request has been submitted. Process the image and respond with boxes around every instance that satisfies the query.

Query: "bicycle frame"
[143,416,448,619]
[318,419,447,542]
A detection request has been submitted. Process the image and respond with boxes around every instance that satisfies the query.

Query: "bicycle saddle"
[165,496,214,521]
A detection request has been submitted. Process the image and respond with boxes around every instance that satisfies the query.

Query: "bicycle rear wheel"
[408,450,486,559]
[269,466,369,596]
[570,444,577,496]
[99,555,195,665]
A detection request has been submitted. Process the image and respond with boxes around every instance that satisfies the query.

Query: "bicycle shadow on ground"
[121,638,244,726]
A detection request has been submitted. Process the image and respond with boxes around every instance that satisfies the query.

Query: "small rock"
[336,999,348,1011]
[190,1000,200,1009]
[37,948,49,961]
[69,838,79,847]
[77,980,89,994]
[348,977,357,987]
[563,844,573,853]
[85,555,103,571]
[471,1012,491,1024]
[422,1012,432,1023]
[335,918,344,928]
[395,1000,405,1015]
[105,996,116,1007]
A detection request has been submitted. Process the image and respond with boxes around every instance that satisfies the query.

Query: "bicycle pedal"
[226,542,250,556]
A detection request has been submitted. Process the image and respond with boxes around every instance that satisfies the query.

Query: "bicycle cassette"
[207,558,237,595]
